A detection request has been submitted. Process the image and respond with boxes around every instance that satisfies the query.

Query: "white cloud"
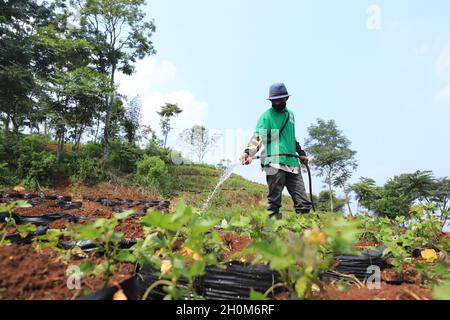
[115,57,209,146]
[412,43,432,57]
[115,57,177,96]
[435,43,450,76]
[143,90,208,140]
[436,83,450,102]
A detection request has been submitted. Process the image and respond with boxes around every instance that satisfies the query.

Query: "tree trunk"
[94,116,100,143]
[103,64,116,160]
[56,130,64,163]
[2,116,9,132]
[328,172,334,212]
[11,116,19,133]
[343,186,353,218]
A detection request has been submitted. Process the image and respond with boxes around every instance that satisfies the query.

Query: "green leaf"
[72,223,102,240]
[295,276,308,298]
[17,224,37,238]
[252,240,293,270]
[187,260,206,278]
[250,289,267,300]
[79,261,96,275]
[110,231,124,243]
[141,210,165,228]
[115,210,134,220]
[116,249,136,262]
[191,217,217,235]
[15,200,32,208]
[433,281,450,300]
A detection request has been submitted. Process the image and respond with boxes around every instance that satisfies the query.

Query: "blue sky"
[117,0,450,200]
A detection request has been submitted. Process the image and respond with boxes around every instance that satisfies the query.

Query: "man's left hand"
[300,156,309,165]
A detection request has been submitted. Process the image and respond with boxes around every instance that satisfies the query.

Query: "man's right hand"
[240,153,252,165]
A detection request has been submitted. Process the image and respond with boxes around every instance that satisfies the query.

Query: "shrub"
[0,162,18,187]
[13,135,58,188]
[108,140,143,174]
[135,156,171,196]
[79,142,103,159]
[71,157,107,186]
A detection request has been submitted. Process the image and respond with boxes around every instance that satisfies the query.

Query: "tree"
[351,177,381,213]
[430,177,450,228]
[122,95,142,144]
[315,190,346,213]
[304,119,358,212]
[74,0,157,159]
[334,169,354,217]
[180,125,221,163]
[157,103,182,148]
[352,171,438,219]
[35,18,110,161]
[0,0,55,132]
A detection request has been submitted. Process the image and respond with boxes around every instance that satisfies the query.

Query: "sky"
[116,0,450,205]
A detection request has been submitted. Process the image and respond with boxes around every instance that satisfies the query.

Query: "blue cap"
[267,83,291,100]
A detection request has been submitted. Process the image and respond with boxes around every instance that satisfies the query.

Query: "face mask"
[272,102,286,112]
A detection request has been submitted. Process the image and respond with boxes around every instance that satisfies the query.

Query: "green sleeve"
[254,113,268,136]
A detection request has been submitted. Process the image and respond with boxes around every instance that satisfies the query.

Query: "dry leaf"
[13,186,25,192]
[312,283,321,293]
[113,289,127,300]
[180,247,201,261]
[304,228,327,245]
[161,260,172,275]
[421,249,437,262]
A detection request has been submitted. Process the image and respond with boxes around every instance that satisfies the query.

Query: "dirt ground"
[0,244,135,300]
[0,185,441,300]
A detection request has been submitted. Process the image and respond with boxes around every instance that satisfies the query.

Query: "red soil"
[0,244,134,300]
[319,282,432,300]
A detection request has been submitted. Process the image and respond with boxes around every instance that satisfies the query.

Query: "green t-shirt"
[254,107,300,167]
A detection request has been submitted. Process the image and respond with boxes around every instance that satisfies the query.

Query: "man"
[240,83,312,219]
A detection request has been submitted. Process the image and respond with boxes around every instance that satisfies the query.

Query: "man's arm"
[241,114,265,165]
[244,135,263,157]
[240,134,262,165]
[296,140,309,165]
[296,140,307,157]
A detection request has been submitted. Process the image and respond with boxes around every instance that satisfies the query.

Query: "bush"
[0,162,18,187]
[71,157,107,186]
[79,142,103,159]
[13,135,58,188]
[108,140,143,174]
[135,156,171,196]
[144,140,172,165]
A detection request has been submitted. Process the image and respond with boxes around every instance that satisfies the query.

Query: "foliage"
[221,209,362,299]
[122,95,142,144]
[135,155,171,196]
[73,0,157,158]
[14,135,58,188]
[304,119,358,212]
[135,202,222,299]
[316,190,346,213]
[0,0,56,133]
[71,156,107,186]
[64,210,136,287]
[108,139,143,174]
[353,171,450,223]
[179,125,222,163]
[157,103,183,148]
[0,201,33,245]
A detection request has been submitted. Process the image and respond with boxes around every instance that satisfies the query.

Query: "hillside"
[170,164,296,214]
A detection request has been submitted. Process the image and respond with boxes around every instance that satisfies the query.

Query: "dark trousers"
[266,169,312,218]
